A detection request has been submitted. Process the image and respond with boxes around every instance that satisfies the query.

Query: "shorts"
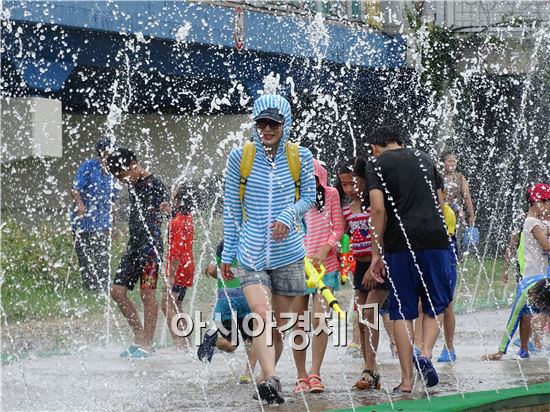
[305,270,340,294]
[353,260,387,293]
[213,293,251,321]
[171,284,187,302]
[238,260,305,296]
[379,297,390,317]
[217,317,254,345]
[114,244,159,290]
[384,248,453,321]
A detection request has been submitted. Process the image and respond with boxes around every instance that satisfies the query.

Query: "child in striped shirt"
[337,157,389,391]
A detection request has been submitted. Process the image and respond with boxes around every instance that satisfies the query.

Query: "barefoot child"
[107,148,170,359]
[291,159,344,394]
[161,182,195,349]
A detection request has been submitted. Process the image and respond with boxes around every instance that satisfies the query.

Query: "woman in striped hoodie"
[291,159,345,394]
[221,94,316,404]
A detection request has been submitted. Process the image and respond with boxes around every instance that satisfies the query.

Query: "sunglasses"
[256,119,282,130]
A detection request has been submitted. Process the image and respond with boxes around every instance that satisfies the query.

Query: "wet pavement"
[2,308,550,411]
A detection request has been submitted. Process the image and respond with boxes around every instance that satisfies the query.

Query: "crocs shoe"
[127,347,154,359]
[197,332,217,363]
[119,344,139,358]
[517,348,530,359]
[437,348,457,363]
[413,356,439,387]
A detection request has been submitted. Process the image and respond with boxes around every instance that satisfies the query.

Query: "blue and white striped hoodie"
[222,94,316,271]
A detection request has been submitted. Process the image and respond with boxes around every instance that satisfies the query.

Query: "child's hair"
[335,157,356,206]
[335,156,369,209]
[440,151,456,163]
[529,278,550,310]
[106,148,137,175]
[367,126,403,147]
[315,178,326,212]
[172,183,193,215]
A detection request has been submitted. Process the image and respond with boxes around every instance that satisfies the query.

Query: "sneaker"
[197,332,217,363]
[119,344,139,358]
[517,348,530,359]
[257,376,285,405]
[437,347,457,363]
[127,347,154,359]
[512,339,541,353]
[413,356,439,388]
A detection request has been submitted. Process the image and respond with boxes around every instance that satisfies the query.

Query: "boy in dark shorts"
[106,148,170,359]
[365,126,452,393]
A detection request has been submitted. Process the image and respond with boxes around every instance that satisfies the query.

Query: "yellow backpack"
[239,141,301,221]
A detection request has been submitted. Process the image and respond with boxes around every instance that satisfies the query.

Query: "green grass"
[1,214,514,322]
[454,254,514,314]
[0,213,223,323]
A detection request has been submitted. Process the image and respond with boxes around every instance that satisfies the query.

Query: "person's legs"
[161,278,187,350]
[310,292,330,376]
[362,288,389,373]
[242,283,276,382]
[111,284,143,344]
[355,290,368,364]
[291,294,310,381]
[443,303,456,352]
[244,339,257,376]
[393,319,415,391]
[75,231,95,290]
[272,293,296,367]
[420,313,443,359]
[382,314,396,357]
[414,303,423,351]
[520,315,531,353]
[140,289,158,351]
[531,313,545,350]
[94,230,111,293]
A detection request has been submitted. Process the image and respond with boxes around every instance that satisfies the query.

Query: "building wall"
[1,112,249,225]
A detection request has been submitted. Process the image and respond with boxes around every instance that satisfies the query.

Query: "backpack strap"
[239,142,256,221]
[285,142,301,203]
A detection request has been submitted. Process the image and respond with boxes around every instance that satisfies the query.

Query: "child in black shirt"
[107,148,169,359]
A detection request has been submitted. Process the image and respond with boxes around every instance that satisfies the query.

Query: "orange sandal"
[308,374,325,393]
[293,378,309,394]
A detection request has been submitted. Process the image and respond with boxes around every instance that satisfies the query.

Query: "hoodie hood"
[252,94,292,157]
[313,159,328,188]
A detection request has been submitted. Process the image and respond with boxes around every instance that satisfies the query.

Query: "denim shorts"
[238,260,306,296]
[305,270,340,294]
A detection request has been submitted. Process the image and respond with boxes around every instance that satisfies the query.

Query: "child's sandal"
[352,369,381,390]
[307,374,325,393]
[293,378,310,394]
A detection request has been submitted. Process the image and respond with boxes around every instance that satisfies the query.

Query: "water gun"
[339,234,356,285]
[304,258,345,320]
